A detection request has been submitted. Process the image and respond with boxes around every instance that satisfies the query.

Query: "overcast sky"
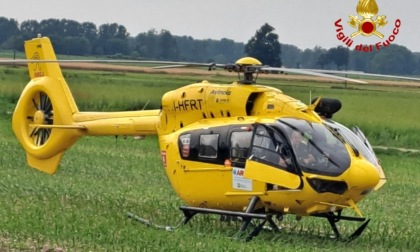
[2,0,419,52]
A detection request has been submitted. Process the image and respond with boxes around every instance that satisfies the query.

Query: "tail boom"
[72,111,160,136]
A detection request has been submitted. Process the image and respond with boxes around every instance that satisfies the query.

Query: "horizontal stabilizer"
[29,124,86,129]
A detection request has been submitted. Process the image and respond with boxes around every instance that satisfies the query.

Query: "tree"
[244,23,282,67]
[38,19,63,36]
[62,19,82,37]
[97,23,129,55]
[281,44,302,68]
[104,38,129,55]
[20,20,40,40]
[98,23,129,40]
[135,29,159,59]
[316,53,331,69]
[158,30,179,60]
[348,49,377,72]
[300,46,327,69]
[1,35,24,52]
[326,46,349,70]
[64,36,91,55]
[369,44,416,74]
[0,17,19,45]
[415,53,420,74]
[218,38,238,62]
[81,22,97,42]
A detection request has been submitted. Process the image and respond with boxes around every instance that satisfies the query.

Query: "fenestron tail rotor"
[28,92,54,146]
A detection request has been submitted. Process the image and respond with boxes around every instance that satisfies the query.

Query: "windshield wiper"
[305,138,341,168]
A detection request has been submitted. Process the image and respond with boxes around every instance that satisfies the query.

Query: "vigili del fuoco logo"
[334,0,401,52]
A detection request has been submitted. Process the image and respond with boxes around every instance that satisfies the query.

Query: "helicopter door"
[352,126,386,190]
[244,124,301,190]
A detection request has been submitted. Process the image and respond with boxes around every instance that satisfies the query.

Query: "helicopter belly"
[258,188,359,216]
[175,163,267,211]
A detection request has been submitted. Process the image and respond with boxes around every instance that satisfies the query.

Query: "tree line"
[1,17,419,75]
[0,17,245,64]
[283,44,420,75]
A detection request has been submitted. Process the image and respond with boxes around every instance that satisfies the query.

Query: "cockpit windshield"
[324,120,380,168]
[275,118,351,176]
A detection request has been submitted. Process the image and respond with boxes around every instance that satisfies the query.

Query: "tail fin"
[12,37,82,174]
[26,37,65,79]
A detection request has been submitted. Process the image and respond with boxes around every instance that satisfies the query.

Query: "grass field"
[0,65,419,251]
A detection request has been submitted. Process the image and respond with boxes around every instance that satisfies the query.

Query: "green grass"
[0,66,420,251]
[1,118,419,251]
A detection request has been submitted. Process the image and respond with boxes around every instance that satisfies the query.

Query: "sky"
[1,0,420,52]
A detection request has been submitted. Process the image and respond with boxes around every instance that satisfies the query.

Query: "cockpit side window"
[198,134,219,159]
[230,131,252,166]
[250,125,294,172]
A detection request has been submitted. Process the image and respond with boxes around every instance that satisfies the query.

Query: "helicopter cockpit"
[177,117,379,179]
[249,118,351,177]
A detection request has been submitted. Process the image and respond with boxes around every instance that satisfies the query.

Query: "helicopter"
[7,36,394,242]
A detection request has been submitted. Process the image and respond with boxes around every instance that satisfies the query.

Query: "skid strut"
[129,200,370,241]
[179,196,280,241]
[312,210,370,241]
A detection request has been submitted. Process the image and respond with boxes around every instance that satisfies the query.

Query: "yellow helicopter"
[9,37,390,241]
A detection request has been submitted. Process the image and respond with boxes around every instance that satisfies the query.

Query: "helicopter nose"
[347,160,380,191]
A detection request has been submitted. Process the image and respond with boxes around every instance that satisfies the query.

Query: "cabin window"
[230,131,252,164]
[199,134,219,158]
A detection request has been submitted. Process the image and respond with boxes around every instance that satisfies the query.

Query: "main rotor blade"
[152,64,187,69]
[305,69,420,82]
[0,58,230,72]
[0,59,216,67]
[262,67,368,84]
[3,58,418,83]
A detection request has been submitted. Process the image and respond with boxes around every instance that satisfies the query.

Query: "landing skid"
[312,211,370,242]
[128,196,280,241]
[127,212,182,231]
[128,197,370,242]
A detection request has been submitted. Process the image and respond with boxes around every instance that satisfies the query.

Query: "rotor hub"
[33,110,46,124]
[235,57,262,66]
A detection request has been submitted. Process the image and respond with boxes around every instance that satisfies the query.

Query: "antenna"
[141,98,151,110]
[309,90,312,105]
